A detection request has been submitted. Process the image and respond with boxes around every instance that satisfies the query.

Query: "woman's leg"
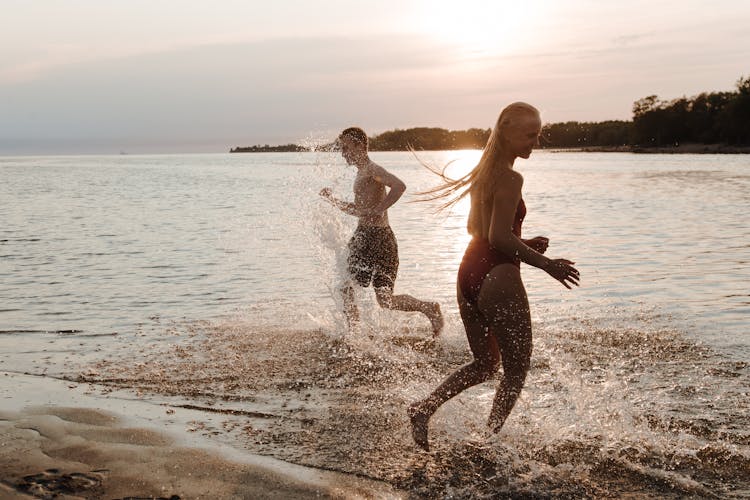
[477,265,532,432]
[408,284,499,450]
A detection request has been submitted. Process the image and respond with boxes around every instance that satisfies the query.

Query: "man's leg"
[341,282,360,334]
[344,228,370,335]
[345,231,429,336]
[372,227,444,335]
[374,287,443,336]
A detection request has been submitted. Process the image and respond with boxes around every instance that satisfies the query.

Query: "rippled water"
[2,151,749,497]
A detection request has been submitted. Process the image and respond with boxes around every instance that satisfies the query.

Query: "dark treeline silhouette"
[368,127,491,150]
[631,75,750,146]
[230,144,307,153]
[231,76,750,152]
[543,75,750,148]
[541,120,631,148]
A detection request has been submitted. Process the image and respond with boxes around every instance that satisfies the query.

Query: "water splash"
[70,306,749,497]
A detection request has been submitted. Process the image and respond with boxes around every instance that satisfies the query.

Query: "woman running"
[408,102,580,451]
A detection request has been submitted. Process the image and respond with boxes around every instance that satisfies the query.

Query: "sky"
[1,0,749,154]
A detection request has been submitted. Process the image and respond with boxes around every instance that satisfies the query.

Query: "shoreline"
[3,317,748,497]
[0,371,401,499]
[228,144,750,154]
[545,143,750,154]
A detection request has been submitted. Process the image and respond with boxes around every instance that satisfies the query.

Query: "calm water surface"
[2,151,748,356]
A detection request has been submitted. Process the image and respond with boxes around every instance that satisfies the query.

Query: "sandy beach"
[15,319,740,499]
[0,372,400,499]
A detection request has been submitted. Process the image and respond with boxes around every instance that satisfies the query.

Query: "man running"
[320,127,443,336]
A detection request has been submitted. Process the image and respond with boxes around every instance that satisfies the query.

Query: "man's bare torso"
[354,162,389,228]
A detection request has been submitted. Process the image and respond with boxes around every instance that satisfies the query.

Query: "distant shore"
[230,144,308,153]
[549,143,750,154]
[230,113,749,154]
[229,143,750,154]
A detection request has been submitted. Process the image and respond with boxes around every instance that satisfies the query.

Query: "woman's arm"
[488,174,579,288]
[522,236,549,254]
[488,174,551,269]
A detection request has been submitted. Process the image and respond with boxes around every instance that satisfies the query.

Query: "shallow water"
[2,151,749,497]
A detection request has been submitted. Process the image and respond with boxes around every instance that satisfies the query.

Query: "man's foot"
[427,302,444,337]
[408,403,430,451]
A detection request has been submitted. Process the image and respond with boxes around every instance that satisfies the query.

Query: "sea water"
[1,151,749,497]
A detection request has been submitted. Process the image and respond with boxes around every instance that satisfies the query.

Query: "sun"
[419,1,539,58]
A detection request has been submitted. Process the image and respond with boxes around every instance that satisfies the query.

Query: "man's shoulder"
[358,160,391,184]
[363,159,387,175]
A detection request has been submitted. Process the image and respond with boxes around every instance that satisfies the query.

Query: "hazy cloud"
[2,1,749,154]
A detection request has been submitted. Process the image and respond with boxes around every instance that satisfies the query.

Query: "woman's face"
[505,114,542,159]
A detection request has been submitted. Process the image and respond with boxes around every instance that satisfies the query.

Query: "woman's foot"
[408,403,430,451]
[486,412,506,434]
[427,303,444,337]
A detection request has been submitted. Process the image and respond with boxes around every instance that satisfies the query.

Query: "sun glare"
[431,149,482,219]
[443,149,482,180]
[420,1,539,58]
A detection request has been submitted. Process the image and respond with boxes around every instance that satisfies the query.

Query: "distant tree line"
[230,144,307,153]
[368,127,490,150]
[630,75,750,146]
[543,75,750,148]
[231,75,750,152]
[230,129,491,152]
[541,120,631,148]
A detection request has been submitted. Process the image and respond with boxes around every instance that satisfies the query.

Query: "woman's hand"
[543,259,580,289]
[525,236,549,254]
[319,187,332,199]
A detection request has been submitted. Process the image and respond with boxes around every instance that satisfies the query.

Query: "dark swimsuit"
[347,225,399,289]
[458,199,526,305]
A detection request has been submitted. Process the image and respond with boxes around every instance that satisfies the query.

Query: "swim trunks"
[458,198,526,305]
[347,225,399,289]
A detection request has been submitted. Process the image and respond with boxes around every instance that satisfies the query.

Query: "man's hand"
[319,187,333,200]
[525,236,549,254]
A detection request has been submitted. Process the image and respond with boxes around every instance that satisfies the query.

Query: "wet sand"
[5,317,748,497]
[0,373,400,499]
[66,319,749,498]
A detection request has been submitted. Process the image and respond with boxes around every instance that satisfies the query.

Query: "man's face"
[340,136,366,165]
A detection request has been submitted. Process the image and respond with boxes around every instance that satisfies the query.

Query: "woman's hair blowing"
[417,102,540,211]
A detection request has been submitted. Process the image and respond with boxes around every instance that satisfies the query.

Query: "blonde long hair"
[417,102,540,210]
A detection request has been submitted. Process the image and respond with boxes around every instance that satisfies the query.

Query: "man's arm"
[365,163,406,215]
[319,188,362,216]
